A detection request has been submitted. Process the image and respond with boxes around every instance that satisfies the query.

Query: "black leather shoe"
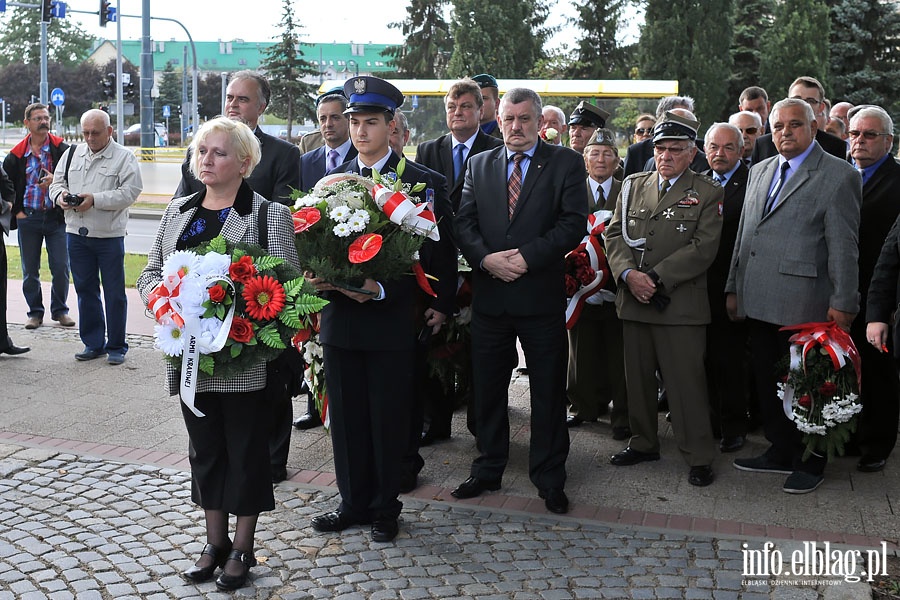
[719,435,746,453]
[311,510,358,532]
[293,412,323,430]
[420,428,450,447]
[183,542,231,582]
[75,348,106,361]
[539,488,569,514]
[610,447,660,466]
[451,476,501,499]
[371,518,399,542]
[612,426,632,441]
[566,415,587,428]
[857,457,887,472]
[688,465,715,487]
[215,548,256,591]
[0,344,30,356]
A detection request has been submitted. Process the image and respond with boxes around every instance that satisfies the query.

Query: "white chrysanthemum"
[330,205,352,221]
[197,252,232,278]
[154,323,184,356]
[162,250,201,277]
[333,222,352,237]
[347,216,368,233]
[352,209,370,223]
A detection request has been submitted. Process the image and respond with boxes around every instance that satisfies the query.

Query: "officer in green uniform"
[605,111,723,487]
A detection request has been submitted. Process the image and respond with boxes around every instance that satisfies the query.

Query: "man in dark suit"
[566,129,628,440]
[298,89,357,195]
[847,105,900,473]
[622,96,695,177]
[749,77,848,164]
[294,90,358,432]
[0,165,30,356]
[413,79,503,447]
[415,78,504,217]
[451,87,587,514]
[606,112,723,488]
[702,123,750,453]
[174,71,301,205]
[727,98,861,494]
[309,77,454,542]
[738,86,771,135]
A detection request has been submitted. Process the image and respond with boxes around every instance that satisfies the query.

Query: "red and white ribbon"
[371,183,440,241]
[147,271,187,328]
[565,210,613,329]
[778,321,862,419]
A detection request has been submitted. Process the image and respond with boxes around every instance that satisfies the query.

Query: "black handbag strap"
[258,199,269,250]
[64,144,77,182]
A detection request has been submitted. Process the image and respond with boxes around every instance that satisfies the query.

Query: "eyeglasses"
[653,144,689,155]
[848,130,892,140]
[737,127,758,135]
[790,95,821,106]
[635,128,652,135]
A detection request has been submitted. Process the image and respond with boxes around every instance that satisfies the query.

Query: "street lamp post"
[347,59,359,77]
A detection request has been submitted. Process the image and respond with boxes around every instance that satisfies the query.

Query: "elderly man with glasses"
[729,111,763,165]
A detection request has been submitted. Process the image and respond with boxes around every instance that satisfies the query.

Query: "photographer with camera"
[50,109,142,365]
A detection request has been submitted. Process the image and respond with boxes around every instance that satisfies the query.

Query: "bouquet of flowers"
[291,159,440,292]
[776,321,863,461]
[147,235,327,416]
[564,209,614,329]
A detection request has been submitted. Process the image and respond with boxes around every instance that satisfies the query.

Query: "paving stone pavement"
[0,446,875,599]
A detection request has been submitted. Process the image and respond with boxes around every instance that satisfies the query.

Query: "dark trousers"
[566,302,628,426]
[746,319,826,474]
[706,314,750,437]
[323,344,414,521]
[850,315,900,461]
[181,389,275,516]
[0,239,8,342]
[67,234,127,354]
[469,310,569,491]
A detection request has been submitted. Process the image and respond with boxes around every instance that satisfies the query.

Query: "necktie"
[764,162,790,214]
[716,174,727,186]
[361,166,372,177]
[508,153,525,219]
[659,179,670,200]
[595,185,605,208]
[326,149,340,172]
[453,143,466,181]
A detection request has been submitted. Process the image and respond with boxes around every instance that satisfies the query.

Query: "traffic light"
[101,73,115,100]
[41,0,52,22]
[123,81,135,101]
[99,0,109,26]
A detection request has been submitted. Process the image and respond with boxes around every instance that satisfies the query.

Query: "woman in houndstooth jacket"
[137,117,299,591]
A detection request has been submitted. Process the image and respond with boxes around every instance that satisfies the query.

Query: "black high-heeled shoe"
[215,548,257,591]
[182,542,231,582]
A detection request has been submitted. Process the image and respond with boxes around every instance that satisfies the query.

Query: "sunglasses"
[737,127,759,135]
[848,130,892,140]
[635,128,652,135]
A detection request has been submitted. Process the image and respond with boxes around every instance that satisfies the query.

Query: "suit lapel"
[220,201,250,243]
[772,146,821,212]
[439,135,455,183]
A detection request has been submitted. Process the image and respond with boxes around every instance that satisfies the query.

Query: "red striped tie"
[508,153,525,219]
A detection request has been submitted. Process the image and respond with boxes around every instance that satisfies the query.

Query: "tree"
[258,0,318,139]
[446,0,553,78]
[155,61,183,123]
[197,72,224,121]
[828,0,900,116]
[0,6,96,67]
[638,0,735,131]
[759,0,830,99]
[567,0,630,79]
[383,0,453,78]
[727,0,776,114]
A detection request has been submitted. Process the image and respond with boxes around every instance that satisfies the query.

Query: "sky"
[68,0,636,53]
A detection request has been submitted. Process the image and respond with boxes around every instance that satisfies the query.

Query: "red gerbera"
[242,275,286,321]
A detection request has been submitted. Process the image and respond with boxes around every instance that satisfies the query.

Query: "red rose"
[819,381,837,397]
[208,284,226,303]
[229,255,257,284]
[228,316,254,343]
[797,395,812,409]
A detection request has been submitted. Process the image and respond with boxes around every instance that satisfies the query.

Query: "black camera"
[63,193,83,207]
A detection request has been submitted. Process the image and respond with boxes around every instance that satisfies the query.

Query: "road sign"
[50,88,65,107]
[162,105,171,118]
[51,1,66,18]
